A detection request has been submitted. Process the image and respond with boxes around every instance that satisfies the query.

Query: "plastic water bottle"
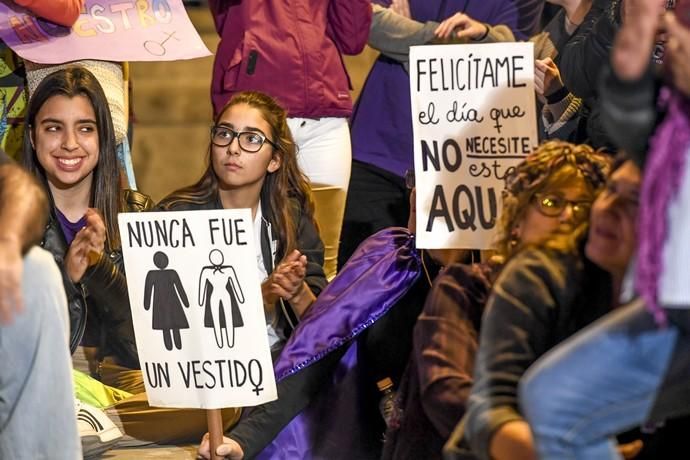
[377,377,397,428]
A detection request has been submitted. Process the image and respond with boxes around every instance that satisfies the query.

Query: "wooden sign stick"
[207,409,224,460]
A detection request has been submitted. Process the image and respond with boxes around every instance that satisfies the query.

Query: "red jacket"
[209,0,372,118]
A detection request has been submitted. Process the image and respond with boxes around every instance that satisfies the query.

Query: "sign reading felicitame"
[410,42,538,249]
[118,210,277,409]
[0,0,211,63]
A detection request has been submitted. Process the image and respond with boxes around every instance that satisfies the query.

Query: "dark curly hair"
[495,140,611,259]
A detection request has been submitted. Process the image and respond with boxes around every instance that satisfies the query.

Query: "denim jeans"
[0,248,81,459]
[519,298,682,460]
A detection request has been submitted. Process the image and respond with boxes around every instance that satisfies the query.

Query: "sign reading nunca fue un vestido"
[410,42,538,249]
[118,209,277,409]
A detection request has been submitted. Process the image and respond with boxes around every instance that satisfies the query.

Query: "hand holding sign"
[534,57,564,101]
[198,432,244,460]
[66,208,106,282]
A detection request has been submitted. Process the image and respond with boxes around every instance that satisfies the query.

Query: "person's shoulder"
[23,246,62,284]
[506,246,579,273]
[497,247,582,296]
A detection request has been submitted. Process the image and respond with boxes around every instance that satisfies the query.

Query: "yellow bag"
[73,369,133,409]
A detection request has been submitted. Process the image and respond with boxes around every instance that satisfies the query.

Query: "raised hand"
[664,11,690,96]
[268,250,308,301]
[390,0,411,18]
[65,208,106,283]
[534,57,565,100]
[261,249,315,317]
[613,0,666,80]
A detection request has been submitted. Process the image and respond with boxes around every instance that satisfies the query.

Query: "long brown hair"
[160,91,315,257]
[22,66,123,250]
[495,140,611,260]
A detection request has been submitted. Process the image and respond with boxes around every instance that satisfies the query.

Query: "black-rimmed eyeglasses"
[211,125,278,153]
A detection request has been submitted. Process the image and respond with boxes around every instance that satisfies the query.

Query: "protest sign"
[0,0,211,63]
[118,209,277,409]
[410,42,538,249]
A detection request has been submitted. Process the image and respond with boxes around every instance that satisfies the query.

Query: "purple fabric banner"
[256,227,422,460]
[0,0,211,63]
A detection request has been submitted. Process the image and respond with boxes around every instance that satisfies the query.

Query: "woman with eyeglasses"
[158,90,326,351]
[447,140,620,460]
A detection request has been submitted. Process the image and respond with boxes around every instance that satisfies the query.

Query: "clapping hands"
[65,208,106,283]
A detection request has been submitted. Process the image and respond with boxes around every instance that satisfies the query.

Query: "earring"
[509,228,520,247]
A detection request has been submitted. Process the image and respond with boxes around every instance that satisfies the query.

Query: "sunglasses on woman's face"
[533,192,592,221]
[210,125,278,153]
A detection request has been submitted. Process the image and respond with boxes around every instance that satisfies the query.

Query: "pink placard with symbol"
[0,0,211,63]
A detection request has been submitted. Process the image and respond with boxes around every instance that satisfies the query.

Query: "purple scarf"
[257,227,421,459]
[636,87,690,326]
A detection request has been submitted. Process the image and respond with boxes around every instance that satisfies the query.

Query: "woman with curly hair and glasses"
[446,140,620,460]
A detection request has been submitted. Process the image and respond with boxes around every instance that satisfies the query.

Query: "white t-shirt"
[254,204,281,346]
[659,147,690,307]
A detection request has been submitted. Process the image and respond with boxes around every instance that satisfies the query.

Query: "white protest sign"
[410,42,538,249]
[118,209,277,409]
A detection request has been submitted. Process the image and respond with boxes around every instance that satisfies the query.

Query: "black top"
[382,263,491,460]
[559,0,621,149]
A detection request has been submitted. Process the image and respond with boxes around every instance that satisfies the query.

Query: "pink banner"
[0,0,211,63]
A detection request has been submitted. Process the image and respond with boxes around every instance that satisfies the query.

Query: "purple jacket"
[209,0,372,118]
[351,0,544,177]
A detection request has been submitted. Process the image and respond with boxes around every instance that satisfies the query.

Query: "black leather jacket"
[41,190,153,370]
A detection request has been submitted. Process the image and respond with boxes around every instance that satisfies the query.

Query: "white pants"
[288,117,351,280]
